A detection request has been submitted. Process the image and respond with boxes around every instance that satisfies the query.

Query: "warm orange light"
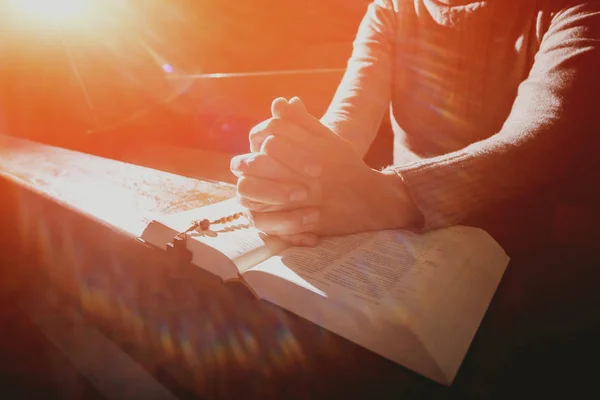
[8,0,94,24]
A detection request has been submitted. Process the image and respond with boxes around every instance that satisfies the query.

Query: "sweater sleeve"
[320,0,396,156]
[389,2,600,231]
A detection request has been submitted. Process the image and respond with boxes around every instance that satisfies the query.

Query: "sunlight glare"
[9,0,95,24]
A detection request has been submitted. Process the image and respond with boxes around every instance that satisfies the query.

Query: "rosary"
[176,211,245,239]
[166,211,245,262]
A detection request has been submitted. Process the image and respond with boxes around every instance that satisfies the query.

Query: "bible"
[140,198,509,385]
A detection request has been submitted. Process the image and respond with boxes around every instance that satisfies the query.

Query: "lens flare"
[9,0,94,24]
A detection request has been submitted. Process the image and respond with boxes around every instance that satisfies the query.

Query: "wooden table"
[1,135,598,399]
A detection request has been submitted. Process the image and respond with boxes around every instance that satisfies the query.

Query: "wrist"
[320,119,370,158]
[370,168,422,230]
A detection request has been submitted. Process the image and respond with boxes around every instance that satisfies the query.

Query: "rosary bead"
[199,219,211,231]
[192,212,245,233]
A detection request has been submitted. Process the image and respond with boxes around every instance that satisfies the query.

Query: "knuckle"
[261,135,279,155]
[229,155,239,171]
[236,175,252,195]
[230,154,247,173]
[233,153,267,173]
[264,117,282,133]
[241,154,259,172]
[249,120,271,150]
[237,175,289,205]
[238,196,263,211]
[249,119,269,136]
[237,194,278,212]
[249,152,267,167]
[249,137,261,152]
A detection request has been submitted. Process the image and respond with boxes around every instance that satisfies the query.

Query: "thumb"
[279,232,320,247]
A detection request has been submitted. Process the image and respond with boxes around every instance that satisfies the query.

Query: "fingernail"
[305,164,322,178]
[289,189,308,202]
[302,210,320,225]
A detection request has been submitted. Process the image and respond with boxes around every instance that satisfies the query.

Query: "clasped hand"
[230,97,418,246]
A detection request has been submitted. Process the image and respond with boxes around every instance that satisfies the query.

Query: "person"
[230,0,600,248]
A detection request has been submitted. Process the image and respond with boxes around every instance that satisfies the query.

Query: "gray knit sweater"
[320,0,600,231]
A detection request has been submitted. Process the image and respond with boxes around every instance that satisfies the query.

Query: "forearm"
[320,0,396,158]
[387,124,581,230]
[386,3,600,230]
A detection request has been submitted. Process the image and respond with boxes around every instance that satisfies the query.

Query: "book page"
[245,225,509,383]
[142,198,288,278]
[246,229,443,310]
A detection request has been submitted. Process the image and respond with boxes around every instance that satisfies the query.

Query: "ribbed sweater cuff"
[386,152,487,231]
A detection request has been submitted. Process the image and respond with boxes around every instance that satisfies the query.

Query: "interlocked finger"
[237,175,309,207]
[250,117,326,154]
[260,134,323,179]
[249,207,321,236]
[230,152,299,182]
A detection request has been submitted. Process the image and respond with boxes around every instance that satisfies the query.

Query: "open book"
[140,198,509,385]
